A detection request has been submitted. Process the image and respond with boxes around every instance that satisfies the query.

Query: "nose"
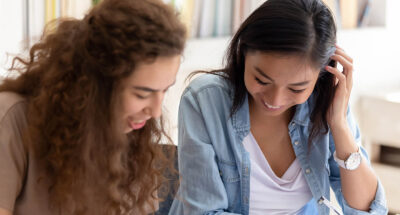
[144,92,164,119]
[266,87,285,106]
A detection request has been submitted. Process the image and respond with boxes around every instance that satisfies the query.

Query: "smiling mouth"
[263,100,283,110]
[128,117,151,130]
[129,120,146,130]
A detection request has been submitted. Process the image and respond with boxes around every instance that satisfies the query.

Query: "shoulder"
[0,92,28,131]
[183,73,232,99]
[179,73,235,118]
[0,92,29,213]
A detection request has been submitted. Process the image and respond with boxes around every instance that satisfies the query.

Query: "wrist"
[329,121,359,160]
[329,119,348,135]
[334,146,362,170]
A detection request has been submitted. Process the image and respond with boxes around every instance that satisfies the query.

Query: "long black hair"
[205,0,337,144]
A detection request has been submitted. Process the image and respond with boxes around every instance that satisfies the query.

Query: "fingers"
[335,44,353,63]
[330,54,353,88]
[330,54,353,74]
[329,45,354,90]
[325,65,346,86]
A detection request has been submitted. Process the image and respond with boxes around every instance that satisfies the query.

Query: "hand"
[325,45,354,128]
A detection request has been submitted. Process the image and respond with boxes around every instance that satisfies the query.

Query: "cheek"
[121,95,143,116]
[244,77,260,96]
[294,90,314,104]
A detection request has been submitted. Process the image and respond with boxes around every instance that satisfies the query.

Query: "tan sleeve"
[0,101,28,212]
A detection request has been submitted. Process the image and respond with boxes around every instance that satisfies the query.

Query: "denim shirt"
[169,74,388,215]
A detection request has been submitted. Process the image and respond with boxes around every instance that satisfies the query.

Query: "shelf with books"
[323,0,386,28]
[167,0,387,39]
[165,0,265,38]
[22,0,97,49]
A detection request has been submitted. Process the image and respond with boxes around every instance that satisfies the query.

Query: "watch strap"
[333,147,361,170]
[333,151,346,169]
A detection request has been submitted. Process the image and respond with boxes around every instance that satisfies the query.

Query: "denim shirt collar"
[291,99,312,127]
[231,95,251,134]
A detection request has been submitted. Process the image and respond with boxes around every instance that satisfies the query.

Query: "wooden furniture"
[357,91,400,213]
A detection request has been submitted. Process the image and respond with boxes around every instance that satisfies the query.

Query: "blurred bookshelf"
[164,0,387,39]
[164,0,265,38]
[1,0,98,78]
[13,0,391,48]
[22,0,98,49]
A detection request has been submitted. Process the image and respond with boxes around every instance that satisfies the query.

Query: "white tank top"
[243,133,313,215]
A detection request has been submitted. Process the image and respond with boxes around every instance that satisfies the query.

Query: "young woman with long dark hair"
[170,0,387,214]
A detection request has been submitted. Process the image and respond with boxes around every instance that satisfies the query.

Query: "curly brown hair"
[0,0,186,214]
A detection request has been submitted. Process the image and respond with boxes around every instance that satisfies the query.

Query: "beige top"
[0,92,51,215]
[0,92,157,215]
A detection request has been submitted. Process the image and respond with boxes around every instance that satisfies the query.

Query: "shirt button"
[294,141,299,145]
[305,168,311,174]
[291,122,296,126]
[318,199,323,204]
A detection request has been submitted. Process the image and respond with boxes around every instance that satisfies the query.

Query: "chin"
[264,109,289,117]
[124,128,133,134]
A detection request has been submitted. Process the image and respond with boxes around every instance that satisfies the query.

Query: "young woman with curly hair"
[0,0,186,214]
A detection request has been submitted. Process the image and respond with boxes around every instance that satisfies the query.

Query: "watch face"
[345,152,361,170]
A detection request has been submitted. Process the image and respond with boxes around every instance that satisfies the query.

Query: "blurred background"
[1,0,399,214]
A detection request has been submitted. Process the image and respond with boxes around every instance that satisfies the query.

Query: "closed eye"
[255,77,305,93]
[135,93,149,99]
[289,88,305,93]
[255,77,269,85]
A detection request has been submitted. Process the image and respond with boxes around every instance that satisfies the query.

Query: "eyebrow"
[254,66,310,86]
[132,80,176,92]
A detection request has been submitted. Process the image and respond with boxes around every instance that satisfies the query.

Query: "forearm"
[331,122,378,211]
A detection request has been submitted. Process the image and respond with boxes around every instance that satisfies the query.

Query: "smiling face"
[244,51,320,118]
[119,55,181,133]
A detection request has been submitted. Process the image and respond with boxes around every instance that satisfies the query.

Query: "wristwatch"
[333,147,362,170]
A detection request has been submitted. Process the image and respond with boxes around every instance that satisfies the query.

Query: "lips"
[128,116,151,130]
[129,120,147,130]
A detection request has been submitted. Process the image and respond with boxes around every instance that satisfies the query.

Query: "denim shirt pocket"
[218,158,240,183]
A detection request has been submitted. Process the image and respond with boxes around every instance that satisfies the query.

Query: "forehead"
[245,52,320,82]
[124,55,181,87]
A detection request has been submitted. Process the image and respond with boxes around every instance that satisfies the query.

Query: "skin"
[244,51,319,178]
[0,55,182,215]
[0,208,11,215]
[120,55,181,133]
[244,47,378,211]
